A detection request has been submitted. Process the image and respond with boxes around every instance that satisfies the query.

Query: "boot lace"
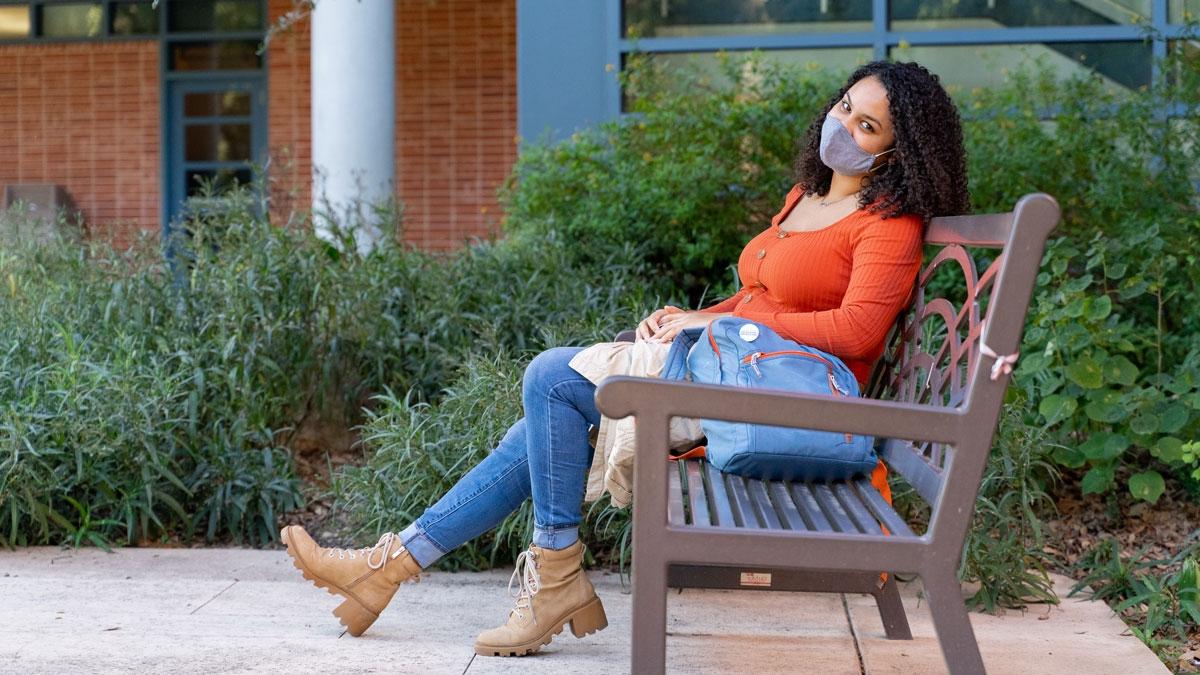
[326,531,405,572]
[507,548,542,625]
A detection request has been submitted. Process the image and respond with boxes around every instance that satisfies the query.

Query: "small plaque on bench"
[739,572,772,588]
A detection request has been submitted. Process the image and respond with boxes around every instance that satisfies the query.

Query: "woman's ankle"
[532,525,580,551]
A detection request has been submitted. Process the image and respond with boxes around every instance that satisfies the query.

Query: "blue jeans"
[398,347,598,568]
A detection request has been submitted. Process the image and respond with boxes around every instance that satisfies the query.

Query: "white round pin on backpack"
[738,323,760,342]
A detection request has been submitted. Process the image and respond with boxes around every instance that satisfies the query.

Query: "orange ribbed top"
[705,184,925,386]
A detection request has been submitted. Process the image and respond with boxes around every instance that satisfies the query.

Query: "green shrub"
[503,54,841,303]
[1071,537,1200,663]
[0,178,655,548]
[507,47,1200,505]
[959,400,1061,612]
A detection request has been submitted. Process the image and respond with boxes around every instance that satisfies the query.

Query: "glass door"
[165,78,266,227]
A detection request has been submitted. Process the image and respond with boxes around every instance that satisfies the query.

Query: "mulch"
[1043,476,1200,671]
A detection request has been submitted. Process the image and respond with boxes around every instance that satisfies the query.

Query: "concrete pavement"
[0,547,1167,674]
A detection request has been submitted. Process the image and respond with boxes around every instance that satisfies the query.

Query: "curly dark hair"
[794,61,970,222]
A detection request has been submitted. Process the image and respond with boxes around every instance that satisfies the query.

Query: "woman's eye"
[860,121,873,132]
[840,99,850,111]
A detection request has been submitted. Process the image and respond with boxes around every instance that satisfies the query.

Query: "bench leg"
[874,574,912,640]
[631,553,669,674]
[923,569,985,675]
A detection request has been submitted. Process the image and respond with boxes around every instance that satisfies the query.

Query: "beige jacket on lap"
[569,340,704,508]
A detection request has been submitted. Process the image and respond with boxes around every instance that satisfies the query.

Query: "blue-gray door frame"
[157,0,269,250]
[162,76,268,236]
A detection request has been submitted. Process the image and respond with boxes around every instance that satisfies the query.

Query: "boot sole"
[280,526,379,637]
[474,595,608,657]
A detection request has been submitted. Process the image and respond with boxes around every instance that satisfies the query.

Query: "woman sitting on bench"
[280,59,971,658]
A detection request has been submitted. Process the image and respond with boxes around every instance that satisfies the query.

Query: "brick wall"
[0,41,160,250]
[265,0,311,228]
[266,0,518,250]
[0,1,516,253]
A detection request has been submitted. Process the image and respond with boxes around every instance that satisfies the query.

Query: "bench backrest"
[864,193,1059,529]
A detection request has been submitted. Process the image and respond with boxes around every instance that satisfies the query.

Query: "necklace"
[818,191,859,207]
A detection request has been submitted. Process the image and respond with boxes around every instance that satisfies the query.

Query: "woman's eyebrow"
[846,92,885,129]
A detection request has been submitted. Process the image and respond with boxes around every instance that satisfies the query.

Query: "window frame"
[0,0,267,44]
[610,0,1197,119]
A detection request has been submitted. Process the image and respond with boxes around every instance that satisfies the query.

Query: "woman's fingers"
[638,306,692,341]
[636,318,654,340]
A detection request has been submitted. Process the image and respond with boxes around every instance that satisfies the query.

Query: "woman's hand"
[648,311,729,343]
[635,305,685,341]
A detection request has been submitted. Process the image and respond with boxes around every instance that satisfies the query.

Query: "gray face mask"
[819,113,894,176]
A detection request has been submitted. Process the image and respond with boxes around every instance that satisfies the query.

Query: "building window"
[623,0,872,38]
[617,0,1198,104]
[890,41,1152,94]
[168,0,262,33]
[0,0,159,41]
[40,2,102,38]
[110,1,155,35]
[1170,0,1200,22]
[0,4,30,39]
[889,0,1149,30]
[168,40,262,71]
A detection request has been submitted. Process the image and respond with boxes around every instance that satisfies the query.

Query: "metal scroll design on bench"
[867,238,1005,483]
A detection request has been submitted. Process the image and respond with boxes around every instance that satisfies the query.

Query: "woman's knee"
[523,347,581,398]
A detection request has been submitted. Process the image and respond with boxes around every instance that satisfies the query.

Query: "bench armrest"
[595,376,966,445]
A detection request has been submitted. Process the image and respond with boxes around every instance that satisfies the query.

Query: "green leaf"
[1105,262,1127,279]
[1063,296,1087,318]
[1038,394,1077,425]
[1117,279,1149,300]
[1064,277,1092,293]
[1066,355,1104,389]
[1101,355,1138,386]
[1153,437,1185,463]
[1085,391,1128,423]
[1127,471,1165,504]
[1053,446,1087,469]
[1081,466,1115,495]
[1159,404,1189,434]
[1079,432,1129,462]
[1130,412,1161,435]
[1084,295,1112,321]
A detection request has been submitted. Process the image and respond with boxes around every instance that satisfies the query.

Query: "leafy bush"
[0,184,653,549]
[977,44,1200,504]
[506,47,1200,507]
[959,401,1061,612]
[503,55,841,303]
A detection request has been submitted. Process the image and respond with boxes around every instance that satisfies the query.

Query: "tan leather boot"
[281,525,422,636]
[474,540,608,656]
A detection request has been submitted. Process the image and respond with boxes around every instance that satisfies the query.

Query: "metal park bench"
[596,193,1060,674]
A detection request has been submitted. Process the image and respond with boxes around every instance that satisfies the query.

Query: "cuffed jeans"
[399,347,598,568]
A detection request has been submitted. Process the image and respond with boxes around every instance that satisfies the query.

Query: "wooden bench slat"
[788,483,834,531]
[832,482,883,534]
[683,460,712,527]
[852,478,916,538]
[704,461,739,527]
[768,481,807,530]
[811,483,859,533]
[668,461,685,527]
[747,479,783,529]
[726,474,763,528]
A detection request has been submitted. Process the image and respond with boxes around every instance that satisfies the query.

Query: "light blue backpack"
[685,317,878,481]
